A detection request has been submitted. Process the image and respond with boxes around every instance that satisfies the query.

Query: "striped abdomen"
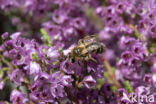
[86,42,105,54]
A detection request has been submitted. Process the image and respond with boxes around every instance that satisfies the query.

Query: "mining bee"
[67,35,105,63]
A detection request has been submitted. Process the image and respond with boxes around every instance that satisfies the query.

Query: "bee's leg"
[88,54,97,63]
[78,39,84,45]
[78,61,81,66]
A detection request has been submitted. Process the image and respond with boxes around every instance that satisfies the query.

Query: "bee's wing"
[78,35,99,45]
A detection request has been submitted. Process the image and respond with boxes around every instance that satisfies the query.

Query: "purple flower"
[150,0,156,9]
[100,83,113,96]
[152,74,156,88]
[0,0,20,9]
[83,75,96,88]
[115,2,126,14]
[10,32,21,40]
[0,102,6,104]
[1,0,156,103]
[8,69,24,86]
[95,6,105,17]
[53,0,76,7]
[131,42,148,60]
[0,81,4,90]
[10,89,28,104]
[120,36,136,48]
[149,24,156,38]
[135,86,151,96]
[52,9,68,24]
[61,59,83,75]
[121,51,133,64]
[1,32,8,39]
[117,88,131,103]
[50,84,66,98]
[46,47,60,60]
[143,74,153,85]
[48,71,73,98]
[71,18,86,30]
[29,61,41,75]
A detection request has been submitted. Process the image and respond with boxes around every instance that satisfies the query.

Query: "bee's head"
[68,53,75,63]
[73,47,82,55]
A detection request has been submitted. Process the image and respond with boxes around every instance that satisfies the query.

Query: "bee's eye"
[74,49,79,54]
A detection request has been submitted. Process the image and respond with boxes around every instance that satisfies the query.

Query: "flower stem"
[102,56,121,88]
[0,54,13,70]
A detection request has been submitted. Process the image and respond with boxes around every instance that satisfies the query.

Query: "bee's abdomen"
[96,44,105,53]
[86,42,105,54]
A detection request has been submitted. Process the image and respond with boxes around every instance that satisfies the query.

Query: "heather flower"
[0,0,20,10]
[8,69,25,86]
[42,22,62,41]
[121,51,133,64]
[152,74,156,88]
[1,0,156,103]
[10,89,28,104]
[61,75,73,86]
[117,89,131,103]
[99,28,112,41]
[143,74,153,85]
[61,59,83,75]
[149,24,156,38]
[40,89,54,103]
[71,17,86,30]
[62,27,78,40]
[135,86,150,96]
[145,10,156,22]
[10,32,21,40]
[52,9,68,24]
[1,32,8,39]
[100,83,113,96]
[115,2,126,14]
[95,6,105,17]
[150,0,156,9]
[83,75,96,88]
[0,102,6,104]
[137,19,150,37]
[120,36,136,48]
[53,0,76,7]
[12,51,26,65]
[50,84,66,98]
[131,42,148,60]
[0,81,4,90]
[29,61,41,75]
[46,46,60,60]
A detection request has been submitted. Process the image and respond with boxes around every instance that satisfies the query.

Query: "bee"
[68,35,105,63]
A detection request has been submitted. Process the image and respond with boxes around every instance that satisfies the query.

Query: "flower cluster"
[0,0,156,104]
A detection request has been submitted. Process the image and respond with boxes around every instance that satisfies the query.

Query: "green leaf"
[53,61,58,65]
[150,44,156,53]
[125,80,134,93]
[0,70,4,78]
[134,28,145,41]
[104,72,109,79]
[58,48,63,52]
[97,78,104,89]
[112,86,117,93]
[98,78,104,85]
[40,28,52,47]
[31,52,38,60]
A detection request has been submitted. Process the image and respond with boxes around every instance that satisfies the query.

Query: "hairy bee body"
[68,35,105,63]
